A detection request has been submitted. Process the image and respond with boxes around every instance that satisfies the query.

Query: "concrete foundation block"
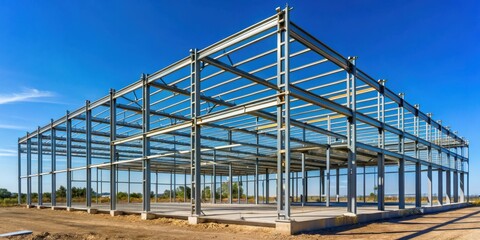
[110,210,123,216]
[141,212,156,220]
[26,205,35,209]
[36,205,47,209]
[188,216,205,225]
[275,220,296,235]
[66,207,74,212]
[87,208,98,214]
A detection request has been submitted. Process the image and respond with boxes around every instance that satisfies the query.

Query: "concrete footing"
[110,210,123,216]
[51,206,65,211]
[188,216,205,225]
[141,212,156,220]
[26,205,35,209]
[36,205,47,209]
[87,208,98,214]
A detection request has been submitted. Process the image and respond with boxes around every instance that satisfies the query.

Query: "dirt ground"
[0,206,479,239]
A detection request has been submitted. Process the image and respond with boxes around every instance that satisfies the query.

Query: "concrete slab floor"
[40,202,425,225]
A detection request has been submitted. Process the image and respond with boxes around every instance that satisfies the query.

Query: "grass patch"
[0,198,19,207]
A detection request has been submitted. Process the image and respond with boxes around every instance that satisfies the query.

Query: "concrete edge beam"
[275,202,470,235]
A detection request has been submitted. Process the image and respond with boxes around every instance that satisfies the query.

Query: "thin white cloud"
[0,149,16,157]
[0,88,54,105]
[0,124,26,130]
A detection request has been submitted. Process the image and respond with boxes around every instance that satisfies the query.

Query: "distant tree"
[0,188,12,198]
[56,186,66,198]
[130,192,142,198]
[221,181,243,199]
[117,192,128,200]
[163,189,171,199]
[202,186,211,199]
[176,186,191,199]
[43,192,51,199]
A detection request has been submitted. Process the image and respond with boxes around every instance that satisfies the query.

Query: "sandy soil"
[0,206,479,239]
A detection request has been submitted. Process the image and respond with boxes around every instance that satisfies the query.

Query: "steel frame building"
[18,6,469,222]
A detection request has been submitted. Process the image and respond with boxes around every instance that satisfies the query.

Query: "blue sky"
[0,0,479,196]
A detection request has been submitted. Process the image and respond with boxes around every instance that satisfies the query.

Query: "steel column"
[26,137,31,206]
[17,141,21,204]
[415,161,421,207]
[155,171,158,203]
[466,146,469,203]
[347,56,357,214]
[427,164,433,206]
[96,168,98,204]
[66,111,72,208]
[266,169,269,204]
[229,164,232,204]
[109,90,117,211]
[460,172,465,202]
[127,168,131,204]
[446,169,451,204]
[454,169,458,202]
[398,96,406,210]
[246,174,249,204]
[190,48,202,216]
[255,142,259,204]
[377,153,385,211]
[184,169,187,203]
[438,169,443,205]
[276,6,291,220]
[142,74,151,212]
[326,117,331,206]
[212,150,217,204]
[238,175,241,204]
[37,128,43,206]
[86,100,92,208]
[301,153,306,206]
[336,168,340,202]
